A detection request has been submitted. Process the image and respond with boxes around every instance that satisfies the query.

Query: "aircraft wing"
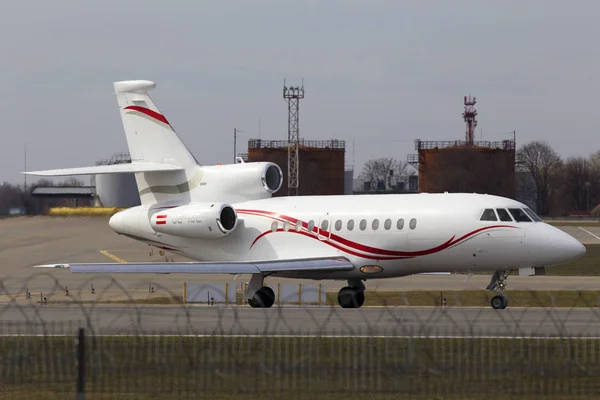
[23,162,183,176]
[34,257,355,274]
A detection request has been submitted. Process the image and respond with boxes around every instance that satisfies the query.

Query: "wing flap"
[34,257,355,274]
[23,162,183,176]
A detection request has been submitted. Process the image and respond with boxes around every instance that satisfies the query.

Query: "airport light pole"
[233,128,248,164]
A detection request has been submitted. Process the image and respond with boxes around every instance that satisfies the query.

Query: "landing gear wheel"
[491,295,508,310]
[337,287,365,308]
[248,286,275,308]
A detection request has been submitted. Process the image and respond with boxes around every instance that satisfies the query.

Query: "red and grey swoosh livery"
[238,209,518,260]
[124,105,171,127]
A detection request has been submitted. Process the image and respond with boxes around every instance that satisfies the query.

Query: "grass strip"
[0,335,599,399]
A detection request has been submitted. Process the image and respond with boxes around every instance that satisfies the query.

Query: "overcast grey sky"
[2,0,599,184]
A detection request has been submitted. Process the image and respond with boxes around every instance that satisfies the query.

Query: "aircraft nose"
[527,224,586,265]
[109,211,123,233]
[566,232,587,259]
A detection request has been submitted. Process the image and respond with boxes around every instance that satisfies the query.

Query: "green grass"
[0,335,599,399]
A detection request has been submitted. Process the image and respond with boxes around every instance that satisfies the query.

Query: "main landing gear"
[245,274,275,308]
[244,275,367,309]
[337,280,365,308]
[486,269,509,310]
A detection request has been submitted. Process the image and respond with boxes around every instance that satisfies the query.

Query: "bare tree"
[562,157,592,212]
[395,160,416,179]
[516,141,562,215]
[360,158,397,190]
[360,158,417,191]
[59,177,85,187]
[34,178,54,187]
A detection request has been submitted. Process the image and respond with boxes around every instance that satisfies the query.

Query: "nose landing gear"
[486,269,510,309]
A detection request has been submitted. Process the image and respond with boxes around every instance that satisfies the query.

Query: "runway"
[1,216,600,303]
[1,304,599,338]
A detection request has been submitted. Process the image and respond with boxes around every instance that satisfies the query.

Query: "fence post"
[77,327,85,400]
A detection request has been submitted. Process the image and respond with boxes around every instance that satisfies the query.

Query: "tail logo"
[124,105,171,128]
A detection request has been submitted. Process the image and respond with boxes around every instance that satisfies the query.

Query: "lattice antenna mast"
[463,95,478,145]
[283,80,304,196]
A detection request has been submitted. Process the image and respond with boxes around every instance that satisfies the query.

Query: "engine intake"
[262,164,283,193]
[150,203,238,239]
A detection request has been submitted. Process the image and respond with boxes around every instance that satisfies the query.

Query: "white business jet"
[26,80,586,309]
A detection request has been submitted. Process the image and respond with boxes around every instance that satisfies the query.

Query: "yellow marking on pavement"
[100,250,127,264]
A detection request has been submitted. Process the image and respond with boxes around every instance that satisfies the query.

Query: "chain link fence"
[1,274,600,399]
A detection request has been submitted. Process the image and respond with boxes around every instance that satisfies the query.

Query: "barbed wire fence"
[0,272,599,399]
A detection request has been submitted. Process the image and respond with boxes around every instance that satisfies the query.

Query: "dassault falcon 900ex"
[26,80,586,309]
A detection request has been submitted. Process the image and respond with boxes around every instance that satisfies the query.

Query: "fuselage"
[109,192,586,281]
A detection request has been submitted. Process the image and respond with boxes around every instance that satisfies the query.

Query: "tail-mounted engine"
[150,203,237,239]
[199,162,283,202]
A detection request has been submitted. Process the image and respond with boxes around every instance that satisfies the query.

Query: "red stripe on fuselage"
[251,228,411,260]
[124,105,170,125]
[237,209,518,259]
[155,221,166,225]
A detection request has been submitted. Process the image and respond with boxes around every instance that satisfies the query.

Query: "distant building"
[410,139,516,198]
[344,168,354,195]
[93,152,141,208]
[245,139,345,196]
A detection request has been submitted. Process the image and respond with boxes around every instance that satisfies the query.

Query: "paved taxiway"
[1,304,598,338]
[1,216,600,302]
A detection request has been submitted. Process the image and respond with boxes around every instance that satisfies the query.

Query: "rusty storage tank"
[245,139,345,196]
[415,139,515,198]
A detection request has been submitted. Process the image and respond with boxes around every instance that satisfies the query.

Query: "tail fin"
[113,80,201,205]
[114,80,197,169]
[25,80,202,206]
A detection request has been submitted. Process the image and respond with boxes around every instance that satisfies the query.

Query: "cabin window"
[308,220,315,232]
[335,220,342,231]
[359,219,367,231]
[523,208,542,222]
[496,209,513,222]
[283,221,291,231]
[372,219,379,230]
[409,218,417,230]
[480,209,498,221]
[508,208,532,222]
[295,221,302,232]
[397,218,404,230]
[321,220,329,231]
[384,219,392,230]
[347,219,355,231]
[271,221,278,232]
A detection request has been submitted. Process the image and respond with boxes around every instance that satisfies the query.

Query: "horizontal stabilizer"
[33,257,355,274]
[23,162,183,176]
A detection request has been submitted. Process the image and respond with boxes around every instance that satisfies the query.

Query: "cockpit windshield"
[523,207,543,222]
[496,208,513,222]
[480,207,542,223]
[480,209,498,221]
[508,208,533,222]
